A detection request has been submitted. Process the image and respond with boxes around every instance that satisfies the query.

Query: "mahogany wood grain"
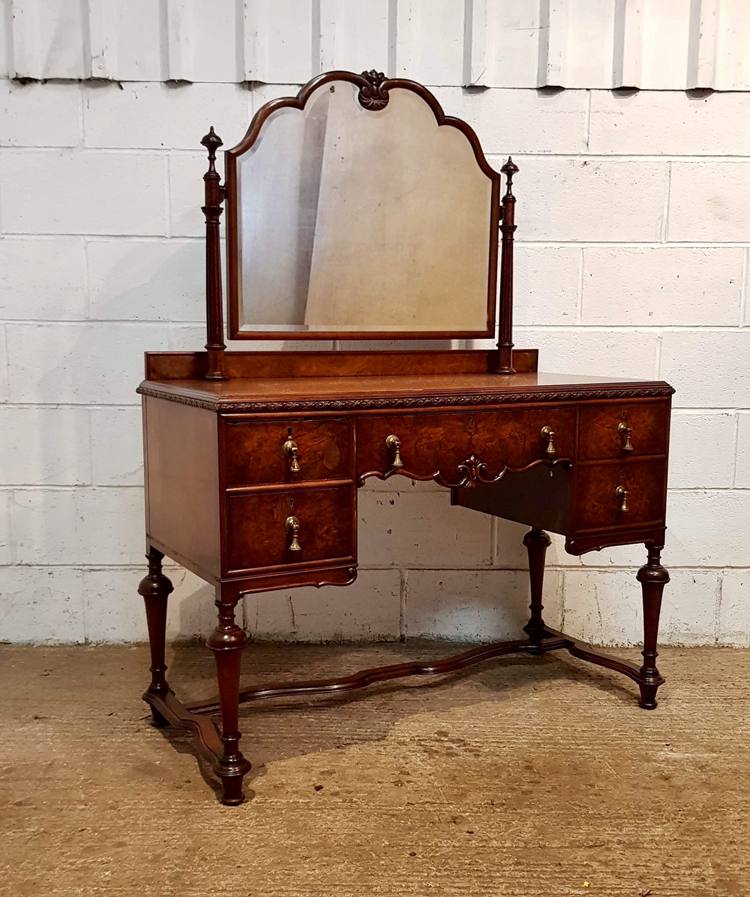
[540,626,645,684]
[138,547,173,727]
[200,127,227,380]
[151,573,662,802]
[523,528,551,643]
[573,458,667,531]
[143,689,225,765]
[187,636,568,713]
[225,484,355,574]
[136,68,677,805]
[144,348,540,382]
[495,157,519,373]
[207,586,252,804]
[356,407,576,482]
[637,545,669,709]
[138,370,674,415]
[143,397,221,580]
[472,406,576,470]
[219,563,357,595]
[222,417,353,487]
[356,412,477,481]
[578,400,670,460]
[565,525,667,556]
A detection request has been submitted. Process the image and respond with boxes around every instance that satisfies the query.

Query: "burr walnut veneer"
[136,71,674,805]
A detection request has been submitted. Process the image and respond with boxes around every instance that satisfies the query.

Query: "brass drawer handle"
[385,434,404,469]
[618,422,634,453]
[615,485,629,513]
[285,515,302,551]
[540,425,557,458]
[282,428,301,473]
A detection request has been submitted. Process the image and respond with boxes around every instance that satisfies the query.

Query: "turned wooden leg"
[138,546,174,726]
[207,586,252,806]
[523,527,551,644]
[636,545,669,710]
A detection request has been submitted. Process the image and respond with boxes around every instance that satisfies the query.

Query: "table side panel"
[143,396,221,579]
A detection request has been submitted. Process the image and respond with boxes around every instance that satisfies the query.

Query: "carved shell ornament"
[358,70,389,110]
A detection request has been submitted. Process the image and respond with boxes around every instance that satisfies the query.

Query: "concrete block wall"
[0,76,748,646]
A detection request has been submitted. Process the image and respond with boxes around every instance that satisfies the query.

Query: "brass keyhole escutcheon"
[285,515,302,551]
[618,421,634,453]
[540,426,557,458]
[615,485,629,513]
[385,434,404,469]
[282,427,301,473]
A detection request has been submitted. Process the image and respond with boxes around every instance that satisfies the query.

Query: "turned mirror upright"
[137,70,674,805]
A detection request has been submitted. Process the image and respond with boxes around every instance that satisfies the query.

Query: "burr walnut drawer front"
[574,459,667,531]
[578,401,669,461]
[356,407,576,480]
[225,484,355,574]
[222,417,353,487]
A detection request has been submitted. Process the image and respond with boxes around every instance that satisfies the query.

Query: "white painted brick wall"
[1,75,749,648]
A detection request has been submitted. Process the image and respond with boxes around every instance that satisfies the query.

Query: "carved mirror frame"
[222,70,503,343]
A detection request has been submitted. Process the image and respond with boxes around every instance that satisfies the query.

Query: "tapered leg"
[523,527,551,644]
[207,586,252,805]
[636,545,669,710]
[138,546,174,726]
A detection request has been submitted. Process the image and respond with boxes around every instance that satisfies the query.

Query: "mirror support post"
[201,127,227,381]
[495,157,519,375]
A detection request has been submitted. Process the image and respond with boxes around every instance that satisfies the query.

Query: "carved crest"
[435,454,504,490]
[358,70,389,110]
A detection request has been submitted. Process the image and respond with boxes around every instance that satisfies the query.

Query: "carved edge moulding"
[136,381,676,413]
[199,69,520,378]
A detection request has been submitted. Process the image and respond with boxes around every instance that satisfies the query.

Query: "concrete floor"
[1,641,748,897]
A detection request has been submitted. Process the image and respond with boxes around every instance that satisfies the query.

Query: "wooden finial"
[500,156,519,193]
[201,126,223,173]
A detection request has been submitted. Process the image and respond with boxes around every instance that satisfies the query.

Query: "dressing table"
[136,70,674,805]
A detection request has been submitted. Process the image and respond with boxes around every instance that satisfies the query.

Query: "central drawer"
[356,407,576,481]
[225,484,355,574]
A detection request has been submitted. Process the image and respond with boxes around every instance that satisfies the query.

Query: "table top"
[138,370,674,413]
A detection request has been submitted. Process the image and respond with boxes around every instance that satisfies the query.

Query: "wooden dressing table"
[137,70,673,805]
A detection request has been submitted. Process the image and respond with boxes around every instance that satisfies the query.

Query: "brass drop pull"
[615,485,629,513]
[282,428,301,473]
[285,515,302,551]
[540,426,557,458]
[618,422,634,453]
[385,434,404,469]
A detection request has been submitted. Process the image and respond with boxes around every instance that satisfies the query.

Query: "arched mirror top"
[224,70,503,341]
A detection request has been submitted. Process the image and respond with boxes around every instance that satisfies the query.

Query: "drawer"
[579,401,669,461]
[356,407,576,482]
[473,407,576,471]
[225,484,355,574]
[222,417,352,487]
[574,459,667,531]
